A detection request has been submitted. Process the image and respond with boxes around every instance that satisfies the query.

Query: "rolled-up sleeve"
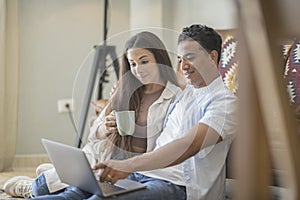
[87,106,107,142]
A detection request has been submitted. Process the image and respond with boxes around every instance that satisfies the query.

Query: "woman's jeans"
[32,173,186,200]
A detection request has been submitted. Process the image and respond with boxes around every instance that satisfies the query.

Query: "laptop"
[41,138,146,197]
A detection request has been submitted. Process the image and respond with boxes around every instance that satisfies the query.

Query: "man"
[95,24,238,200]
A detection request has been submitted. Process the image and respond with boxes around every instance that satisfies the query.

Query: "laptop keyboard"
[98,182,126,194]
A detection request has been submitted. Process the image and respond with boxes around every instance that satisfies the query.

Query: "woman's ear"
[210,50,219,65]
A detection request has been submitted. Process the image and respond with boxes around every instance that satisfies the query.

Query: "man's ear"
[210,50,219,65]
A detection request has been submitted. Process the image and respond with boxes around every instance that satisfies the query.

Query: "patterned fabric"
[283,41,300,105]
[218,36,239,94]
[217,35,300,107]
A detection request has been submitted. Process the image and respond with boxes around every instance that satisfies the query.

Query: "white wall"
[17,0,130,154]
[17,0,237,155]
[130,0,163,29]
[172,0,237,31]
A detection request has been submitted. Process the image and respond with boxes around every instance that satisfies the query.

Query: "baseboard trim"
[13,154,50,170]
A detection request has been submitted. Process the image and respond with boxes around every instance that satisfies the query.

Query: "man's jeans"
[32,173,186,200]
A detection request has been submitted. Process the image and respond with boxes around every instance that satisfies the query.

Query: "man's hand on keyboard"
[93,160,131,184]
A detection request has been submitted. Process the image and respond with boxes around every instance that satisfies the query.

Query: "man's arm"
[166,123,222,167]
[95,122,222,184]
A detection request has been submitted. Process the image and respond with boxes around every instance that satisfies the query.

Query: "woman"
[86,31,182,161]
[4,31,183,200]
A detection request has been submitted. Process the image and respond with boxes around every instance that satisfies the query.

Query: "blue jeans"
[88,173,186,200]
[32,173,186,200]
[32,173,61,196]
[32,183,90,200]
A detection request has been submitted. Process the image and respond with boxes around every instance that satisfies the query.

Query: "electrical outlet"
[57,98,74,113]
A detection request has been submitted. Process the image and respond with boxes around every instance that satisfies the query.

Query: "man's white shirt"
[141,76,238,200]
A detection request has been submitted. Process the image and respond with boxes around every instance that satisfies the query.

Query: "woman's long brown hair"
[103,31,178,155]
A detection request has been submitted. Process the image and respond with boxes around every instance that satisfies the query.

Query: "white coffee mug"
[115,111,135,136]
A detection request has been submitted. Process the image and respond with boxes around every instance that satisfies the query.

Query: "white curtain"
[0,0,19,172]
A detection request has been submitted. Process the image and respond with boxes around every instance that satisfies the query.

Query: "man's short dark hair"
[178,24,222,63]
